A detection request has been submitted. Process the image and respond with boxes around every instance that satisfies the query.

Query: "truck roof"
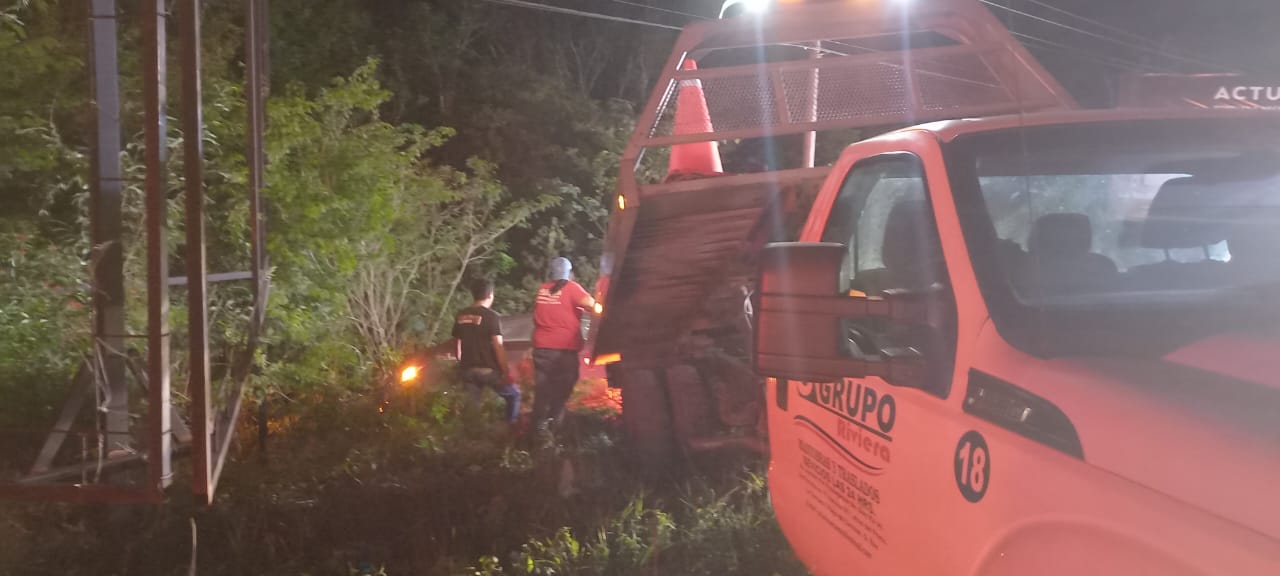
[908,108,1280,142]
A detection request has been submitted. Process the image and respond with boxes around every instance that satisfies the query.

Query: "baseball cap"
[549,257,573,281]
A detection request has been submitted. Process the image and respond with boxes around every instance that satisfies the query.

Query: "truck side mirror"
[758,242,846,297]
[755,242,931,390]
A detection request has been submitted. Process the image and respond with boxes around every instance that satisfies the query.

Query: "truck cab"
[757,110,1280,574]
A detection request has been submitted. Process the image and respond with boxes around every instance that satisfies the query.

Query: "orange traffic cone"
[665,60,723,181]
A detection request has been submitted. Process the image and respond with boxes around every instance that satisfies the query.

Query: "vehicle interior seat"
[996,237,1029,281]
[1128,177,1229,290]
[1013,212,1118,297]
[858,198,946,294]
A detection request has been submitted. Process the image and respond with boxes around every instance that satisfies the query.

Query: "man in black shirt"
[450,278,521,424]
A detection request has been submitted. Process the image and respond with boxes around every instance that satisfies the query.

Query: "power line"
[1023,0,1167,49]
[605,0,710,22]
[608,2,880,57]
[477,0,1198,80]
[985,0,1239,73]
[607,0,1234,75]
[1021,0,1240,73]
[1010,31,1165,72]
[479,0,858,58]
[977,0,1240,73]
[620,0,1204,76]
[483,0,854,57]
[1011,31,1164,74]
[477,0,683,31]
[488,0,1241,75]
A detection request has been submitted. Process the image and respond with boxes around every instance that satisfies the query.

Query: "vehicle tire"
[621,368,676,477]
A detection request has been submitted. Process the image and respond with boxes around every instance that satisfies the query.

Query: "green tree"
[270,0,659,304]
[0,0,86,226]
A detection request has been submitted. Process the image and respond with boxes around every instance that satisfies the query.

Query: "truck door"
[761,148,971,575]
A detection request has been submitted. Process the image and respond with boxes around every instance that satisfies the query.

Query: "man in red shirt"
[530,257,596,432]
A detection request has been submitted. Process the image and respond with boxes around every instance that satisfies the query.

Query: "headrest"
[1142,177,1229,249]
[881,198,940,277]
[1029,213,1092,257]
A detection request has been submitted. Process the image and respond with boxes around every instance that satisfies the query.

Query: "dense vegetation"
[2,0,681,393]
[0,374,806,575]
[0,0,805,574]
[0,0,670,433]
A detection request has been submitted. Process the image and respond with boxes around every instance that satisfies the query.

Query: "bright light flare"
[400,365,420,384]
[616,194,627,211]
[720,0,770,18]
[593,302,604,315]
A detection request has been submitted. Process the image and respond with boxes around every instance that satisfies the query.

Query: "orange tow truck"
[589,0,1280,573]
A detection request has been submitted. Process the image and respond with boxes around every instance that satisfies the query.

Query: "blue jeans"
[460,368,521,424]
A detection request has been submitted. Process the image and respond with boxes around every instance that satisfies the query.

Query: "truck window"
[945,117,1280,358]
[821,155,946,296]
[976,173,1231,279]
[820,154,955,397]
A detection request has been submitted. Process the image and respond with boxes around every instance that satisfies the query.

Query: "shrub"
[0,230,89,434]
[464,472,806,576]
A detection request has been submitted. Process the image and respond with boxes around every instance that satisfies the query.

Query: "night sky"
[672,0,1280,106]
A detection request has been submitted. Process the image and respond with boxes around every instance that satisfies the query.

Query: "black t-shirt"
[452,306,502,371]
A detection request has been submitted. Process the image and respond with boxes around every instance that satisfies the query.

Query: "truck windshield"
[946,117,1280,357]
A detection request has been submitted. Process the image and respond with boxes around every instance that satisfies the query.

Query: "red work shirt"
[532,280,589,350]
